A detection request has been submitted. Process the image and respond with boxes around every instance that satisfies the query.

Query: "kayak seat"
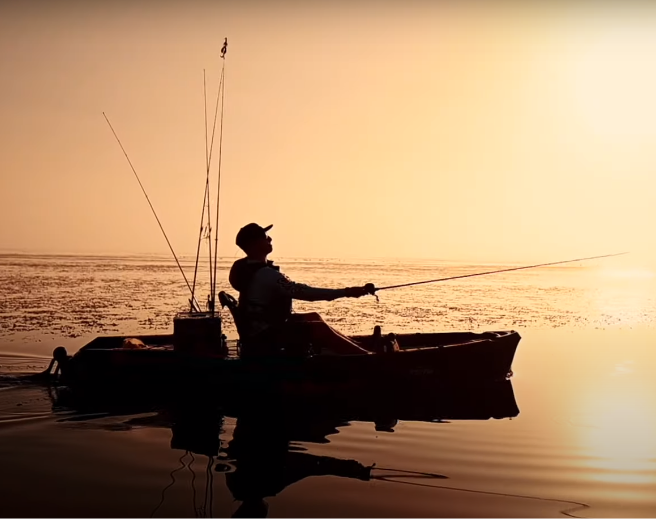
[218,291,312,359]
[218,291,248,339]
[218,290,238,311]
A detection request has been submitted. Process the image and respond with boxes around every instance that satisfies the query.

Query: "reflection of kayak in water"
[45,376,520,518]
[43,329,520,393]
[49,376,519,430]
[180,400,468,519]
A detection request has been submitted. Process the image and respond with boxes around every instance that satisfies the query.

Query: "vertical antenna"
[211,37,228,311]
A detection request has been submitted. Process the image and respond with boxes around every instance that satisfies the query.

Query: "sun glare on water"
[601,269,655,280]
[577,384,656,486]
[583,266,656,327]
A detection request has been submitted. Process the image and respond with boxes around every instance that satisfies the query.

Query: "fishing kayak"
[48,328,520,392]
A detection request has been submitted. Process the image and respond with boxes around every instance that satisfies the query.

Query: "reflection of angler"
[225,450,372,501]
[150,408,224,519]
[219,415,372,518]
[170,411,223,457]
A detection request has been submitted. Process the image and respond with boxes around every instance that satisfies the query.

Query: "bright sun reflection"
[588,267,656,327]
[598,268,655,280]
[579,386,656,485]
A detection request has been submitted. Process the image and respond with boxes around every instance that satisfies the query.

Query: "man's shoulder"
[254,265,286,281]
[231,258,272,274]
[229,257,249,272]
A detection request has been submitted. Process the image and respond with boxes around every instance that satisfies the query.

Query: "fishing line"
[103,113,201,312]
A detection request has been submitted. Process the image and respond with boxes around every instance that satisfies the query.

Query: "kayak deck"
[77,330,513,355]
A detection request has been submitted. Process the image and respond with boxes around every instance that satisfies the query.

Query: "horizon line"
[0,248,623,267]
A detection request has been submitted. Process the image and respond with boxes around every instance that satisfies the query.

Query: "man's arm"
[262,269,370,302]
[276,273,348,302]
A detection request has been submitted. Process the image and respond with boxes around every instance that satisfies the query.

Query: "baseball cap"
[235,223,273,251]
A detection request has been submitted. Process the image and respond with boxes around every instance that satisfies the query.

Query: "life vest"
[228,258,292,336]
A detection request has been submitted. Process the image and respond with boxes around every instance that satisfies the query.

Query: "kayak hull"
[57,330,520,394]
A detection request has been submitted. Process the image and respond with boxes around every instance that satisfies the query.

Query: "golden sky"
[1,1,655,265]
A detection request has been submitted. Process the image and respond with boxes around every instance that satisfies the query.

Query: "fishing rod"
[189,70,213,313]
[190,37,228,315]
[190,67,225,313]
[373,252,628,292]
[103,112,201,312]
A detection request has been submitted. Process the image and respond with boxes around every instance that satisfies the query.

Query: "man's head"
[236,223,273,257]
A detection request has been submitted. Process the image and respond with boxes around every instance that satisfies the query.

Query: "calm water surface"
[0,253,655,517]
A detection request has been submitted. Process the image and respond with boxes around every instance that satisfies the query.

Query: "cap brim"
[263,224,273,232]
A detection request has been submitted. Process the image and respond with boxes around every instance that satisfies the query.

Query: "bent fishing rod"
[371,252,628,293]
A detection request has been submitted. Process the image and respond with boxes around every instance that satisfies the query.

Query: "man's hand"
[345,283,377,298]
